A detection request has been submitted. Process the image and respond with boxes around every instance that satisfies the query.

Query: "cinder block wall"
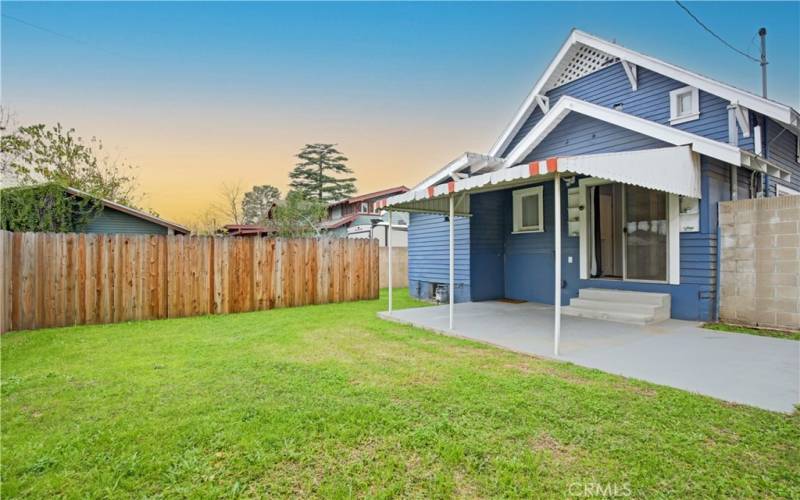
[719,195,800,330]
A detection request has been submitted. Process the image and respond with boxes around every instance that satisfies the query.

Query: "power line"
[2,13,89,46]
[674,1,760,63]
[1,13,134,61]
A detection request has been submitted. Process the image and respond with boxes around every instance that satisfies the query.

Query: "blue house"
[383,30,799,325]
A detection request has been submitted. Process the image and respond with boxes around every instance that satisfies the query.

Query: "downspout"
[762,119,769,197]
[727,104,739,200]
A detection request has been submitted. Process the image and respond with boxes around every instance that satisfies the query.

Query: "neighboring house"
[223,224,278,237]
[68,187,189,235]
[2,184,189,235]
[222,201,281,236]
[384,29,799,322]
[324,186,409,246]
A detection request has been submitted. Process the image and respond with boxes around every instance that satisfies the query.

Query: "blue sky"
[2,2,798,219]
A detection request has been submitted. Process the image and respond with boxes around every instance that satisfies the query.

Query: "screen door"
[623,186,667,281]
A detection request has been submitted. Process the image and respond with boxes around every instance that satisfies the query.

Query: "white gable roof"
[412,152,504,191]
[489,29,800,158]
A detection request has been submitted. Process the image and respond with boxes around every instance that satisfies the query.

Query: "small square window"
[513,186,544,233]
[669,86,699,125]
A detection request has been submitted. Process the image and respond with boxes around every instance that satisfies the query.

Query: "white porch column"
[449,194,455,330]
[387,210,393,314]
[554,174,562,356]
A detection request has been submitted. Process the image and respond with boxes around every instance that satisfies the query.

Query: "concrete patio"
[379,301,800,413]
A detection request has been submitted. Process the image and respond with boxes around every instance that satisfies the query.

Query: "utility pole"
[757,27,768,197]
[759,27,768,98]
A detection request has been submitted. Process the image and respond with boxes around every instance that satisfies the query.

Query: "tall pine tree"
[288,144,356,202]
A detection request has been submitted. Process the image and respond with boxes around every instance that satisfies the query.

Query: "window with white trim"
[360,202,369,213]
[512,186,544,233]
[669,86,700,125]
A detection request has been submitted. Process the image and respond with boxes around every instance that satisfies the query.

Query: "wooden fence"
[0,231,379,333]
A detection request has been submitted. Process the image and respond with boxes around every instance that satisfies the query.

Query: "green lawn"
[2,290,799,498]
[703,322,800,341]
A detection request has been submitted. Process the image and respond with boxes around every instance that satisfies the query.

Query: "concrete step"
[565,288,671,325]
[578,288,670,307]
[561,305,654,325]
[568,298,660,316]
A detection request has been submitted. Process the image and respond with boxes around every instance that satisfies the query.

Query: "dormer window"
[669,86,700,125]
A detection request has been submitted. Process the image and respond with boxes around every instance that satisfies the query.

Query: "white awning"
[558,146,700,198]
[381,146,700,214]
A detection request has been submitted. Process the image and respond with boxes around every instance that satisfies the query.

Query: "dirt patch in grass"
[503,361,550,375]
[530,432,581,464]
[452,469,484,499]
[704,427,742,449]
[541,367,595,386]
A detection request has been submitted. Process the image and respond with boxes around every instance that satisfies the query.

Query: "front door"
[592,183,623,278]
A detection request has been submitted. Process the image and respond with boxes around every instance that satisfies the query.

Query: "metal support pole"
[759,27,768,98]
[449,195,455,330]
[554,174,562,356]
[388,210,393,314]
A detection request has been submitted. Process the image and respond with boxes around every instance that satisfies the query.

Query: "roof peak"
[488,29,799,158]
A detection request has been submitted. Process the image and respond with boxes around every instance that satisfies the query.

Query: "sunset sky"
[3,1,799,223]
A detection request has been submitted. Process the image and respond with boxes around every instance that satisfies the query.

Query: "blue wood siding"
[765,119,800,193]
[408,213,471,302]
[469,191,506,301]
[503,62,754,157]
[84,207,169,235]
[522,113,669,163]
[503,180,579,304]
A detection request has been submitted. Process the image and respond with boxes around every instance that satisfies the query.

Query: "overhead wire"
[674,1,760,63]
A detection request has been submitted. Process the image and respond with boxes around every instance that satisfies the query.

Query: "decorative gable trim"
[620,60,638,91]
[535,95,550,113]
[489,29,800,158]
[548,43,617,89]
[732,103,751,138]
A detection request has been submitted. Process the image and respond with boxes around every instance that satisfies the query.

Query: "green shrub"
[0,183,102,232]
